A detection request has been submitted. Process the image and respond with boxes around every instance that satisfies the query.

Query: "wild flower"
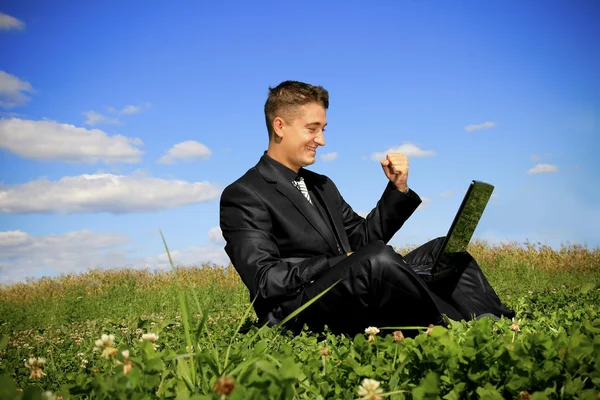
[42,391,57,400]
[426,324,434,335]
[518,391,532,400]
[510,318,521,332]
[116,350,133,375]
[213,375,237,398]
[365,326,380,342]
[141,333,159,349]
[24,356,46,380]
[141,333,159,342]
[321,347,329,357]
[93,334,118,358]
[392,330,404,342]
[357,378,384,400]
[510,318,522,343]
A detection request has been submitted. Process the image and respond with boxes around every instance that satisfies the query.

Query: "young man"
[219,80,514,336]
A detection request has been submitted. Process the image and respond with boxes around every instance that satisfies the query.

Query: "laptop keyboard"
[410,264,432,274]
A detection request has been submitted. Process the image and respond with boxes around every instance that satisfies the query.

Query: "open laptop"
[411,180,494,282]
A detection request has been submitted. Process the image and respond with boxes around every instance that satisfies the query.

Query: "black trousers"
[287,237,515,336]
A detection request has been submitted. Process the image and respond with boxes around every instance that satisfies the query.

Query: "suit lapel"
[310,185,352,254]
[275,178,340,255]
[256,154,344,255]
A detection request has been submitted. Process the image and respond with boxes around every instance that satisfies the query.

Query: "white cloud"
[320,152,338,161]
[208,226,225,245]
[0,71,35,109]
[158,140,212,164]
[82,111,121,125]
[0,173,222,214]
[120,105,141,115]
[438,191,452,198]
[371,143,436,161]
[465,121,496,132]
[530,153,552,162]
[0,12,25,31]
[416,197,431,211]
[137,245,231,271]
[0,118,143,164]
[0,229,131,283]
[527,164,559,175]
[84,103,150,124]
[0,229,232,284]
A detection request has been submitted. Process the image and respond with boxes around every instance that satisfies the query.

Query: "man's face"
[276,102,327,172]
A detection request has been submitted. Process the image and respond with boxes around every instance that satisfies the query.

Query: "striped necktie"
[293,176,313,205]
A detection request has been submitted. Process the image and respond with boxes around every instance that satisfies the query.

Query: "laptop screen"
[443,181,494,254]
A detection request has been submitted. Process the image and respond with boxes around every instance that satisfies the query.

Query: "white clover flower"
[94,334,115,350]
[365,326,380,342]
[26,356,46,367]
[93,334,118,358]
[358,378,384,400]
[365,327,380,336]
[42,391,57,400]
[24,357,46,380]
[116,349,133,375]
[141,333,159,343]
[510,318,521,332]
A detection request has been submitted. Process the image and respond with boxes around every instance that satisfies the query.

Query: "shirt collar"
[263,152,303,182]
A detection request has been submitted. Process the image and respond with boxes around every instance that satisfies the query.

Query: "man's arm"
[220,182,340,302]
[332,179,422,250]
[336,152,421,250]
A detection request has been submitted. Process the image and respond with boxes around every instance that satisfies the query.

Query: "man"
[219,80,514,336]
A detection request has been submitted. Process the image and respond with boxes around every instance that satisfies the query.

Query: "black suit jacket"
[219,152,422,324]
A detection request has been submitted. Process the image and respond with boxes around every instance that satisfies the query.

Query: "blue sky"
[0,0,598,283]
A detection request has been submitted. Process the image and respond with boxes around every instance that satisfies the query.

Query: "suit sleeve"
[220,182,341,303]
[332,179,422,250]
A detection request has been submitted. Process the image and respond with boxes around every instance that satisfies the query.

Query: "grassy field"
[0,240,599,399]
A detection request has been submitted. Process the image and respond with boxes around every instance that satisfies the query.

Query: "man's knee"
[366,243,402,273]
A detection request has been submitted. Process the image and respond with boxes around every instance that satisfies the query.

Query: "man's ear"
[273,116,285,139]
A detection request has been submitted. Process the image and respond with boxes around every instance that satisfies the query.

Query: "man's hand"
[380,153,409,193]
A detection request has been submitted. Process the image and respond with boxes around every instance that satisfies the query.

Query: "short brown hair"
[264,80,329,140]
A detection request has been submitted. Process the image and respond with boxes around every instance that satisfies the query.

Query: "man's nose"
[314,130,325,146]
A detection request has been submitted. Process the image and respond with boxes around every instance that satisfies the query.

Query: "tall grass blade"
[277,280,339,327]
[159,229,197,387]
[223,295,258,373]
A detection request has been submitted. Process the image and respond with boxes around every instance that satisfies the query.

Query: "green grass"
[0,240,598,399]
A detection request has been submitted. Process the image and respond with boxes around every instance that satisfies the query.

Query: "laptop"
[411,180,494,282]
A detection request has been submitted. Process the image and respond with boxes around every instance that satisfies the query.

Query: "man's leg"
[288,240,463,337]
[402,237,515,320]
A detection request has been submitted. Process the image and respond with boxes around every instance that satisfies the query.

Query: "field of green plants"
[0,240,599,399]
